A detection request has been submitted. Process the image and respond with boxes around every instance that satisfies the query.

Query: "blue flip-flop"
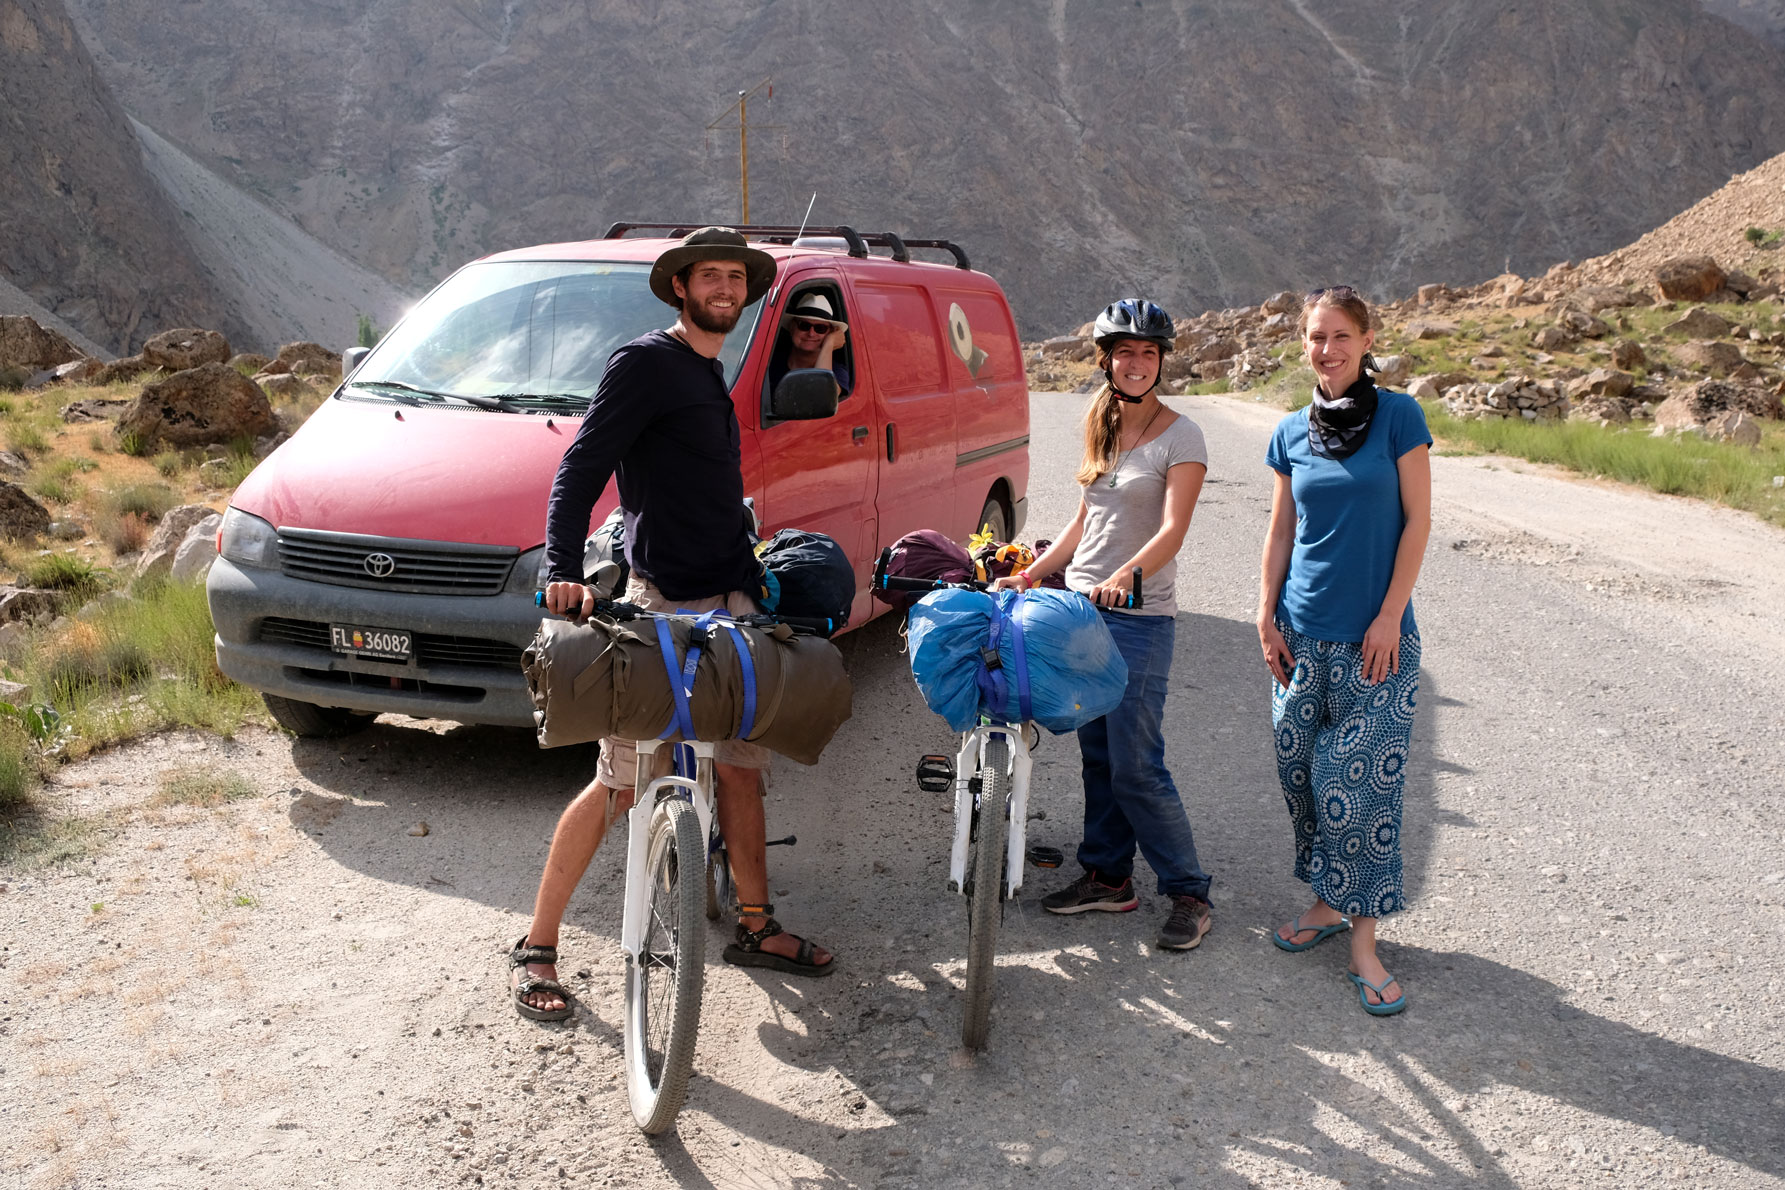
[1272,912,1351,953]
[1348,970,1407,1016]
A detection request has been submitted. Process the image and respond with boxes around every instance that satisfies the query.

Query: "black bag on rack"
[755,528,856,627]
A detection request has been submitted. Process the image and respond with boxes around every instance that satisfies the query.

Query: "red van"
[207,223,1030,735]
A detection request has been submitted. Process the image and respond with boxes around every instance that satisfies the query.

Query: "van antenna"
[795,192,818,240]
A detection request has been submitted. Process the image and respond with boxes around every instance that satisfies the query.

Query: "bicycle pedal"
[1025,845,1064,869]
[915,754,954,793]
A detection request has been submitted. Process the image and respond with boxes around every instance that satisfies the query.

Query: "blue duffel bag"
[906,587,1128,733]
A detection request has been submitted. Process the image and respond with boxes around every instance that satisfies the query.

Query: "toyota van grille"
[276,528,517,596]
[258,617,524,671]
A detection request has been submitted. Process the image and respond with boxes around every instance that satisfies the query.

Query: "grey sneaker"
[1157,894,1212,950]
[1041,870,1139,914]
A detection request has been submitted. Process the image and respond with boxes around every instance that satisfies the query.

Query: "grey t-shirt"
[1064,413,1208,617]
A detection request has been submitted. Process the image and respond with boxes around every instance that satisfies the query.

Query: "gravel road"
[4,392,1783,1189]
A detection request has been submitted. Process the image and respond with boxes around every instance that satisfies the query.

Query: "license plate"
[330,624,413,663]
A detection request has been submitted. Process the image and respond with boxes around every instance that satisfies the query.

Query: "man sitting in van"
[767,293,851,395]
[513,227,836,1022]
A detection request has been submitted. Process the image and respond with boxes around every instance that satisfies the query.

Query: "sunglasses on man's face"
[792,319,834,334]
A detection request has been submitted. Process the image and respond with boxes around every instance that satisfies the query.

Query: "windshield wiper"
[452,393,526,413]
[485,392,592,408]
[345,379,428,405]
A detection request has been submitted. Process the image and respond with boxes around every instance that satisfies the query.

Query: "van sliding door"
[851,280,958,548]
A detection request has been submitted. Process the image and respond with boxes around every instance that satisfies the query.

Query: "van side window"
[767,284,854,400]
[854,284,945,394]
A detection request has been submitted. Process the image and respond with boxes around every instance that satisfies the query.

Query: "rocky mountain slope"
[57,0,1785,336]
[1700,0,1785,46]
[0,0,239,355]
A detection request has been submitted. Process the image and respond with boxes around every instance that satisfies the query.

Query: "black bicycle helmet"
[1092,299,1175,352]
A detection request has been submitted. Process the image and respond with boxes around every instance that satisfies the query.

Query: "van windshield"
[347,260,760,406]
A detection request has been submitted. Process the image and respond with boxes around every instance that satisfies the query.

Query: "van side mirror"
[343,346,370,377]
[768,369,840,421]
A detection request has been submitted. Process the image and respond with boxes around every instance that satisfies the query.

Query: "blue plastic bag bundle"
[906,587,1128,732]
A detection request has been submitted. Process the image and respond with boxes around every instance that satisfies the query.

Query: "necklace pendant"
[1107,471,1118,488]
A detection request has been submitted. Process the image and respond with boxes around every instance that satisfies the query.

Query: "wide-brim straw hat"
[648,226,777,307]
[780,293,848,334]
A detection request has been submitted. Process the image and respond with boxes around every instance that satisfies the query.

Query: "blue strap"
[654,615,704,742]
[973,601,1009,718]
[720,621,758,740]
[1008,591,1033,723]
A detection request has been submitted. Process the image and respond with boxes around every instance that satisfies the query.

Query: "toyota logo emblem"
[363,552,397,578]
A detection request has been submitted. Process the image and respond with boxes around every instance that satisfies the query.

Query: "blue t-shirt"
[1265,392,1432,643]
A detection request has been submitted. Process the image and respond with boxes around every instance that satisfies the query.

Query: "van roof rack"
[600,222,971,270]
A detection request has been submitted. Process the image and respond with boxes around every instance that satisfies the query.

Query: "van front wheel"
[262,693,377,738]
[976,495,1010,544]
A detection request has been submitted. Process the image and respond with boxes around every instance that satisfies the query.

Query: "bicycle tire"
[623,797,707,1133]
[961,734,1009,1050]
[704,840,733,923]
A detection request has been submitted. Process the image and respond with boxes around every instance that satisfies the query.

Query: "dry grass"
[152,767,255,808]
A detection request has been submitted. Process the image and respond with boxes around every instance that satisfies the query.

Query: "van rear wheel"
[262,693,377,738]
[976,494,1010,543]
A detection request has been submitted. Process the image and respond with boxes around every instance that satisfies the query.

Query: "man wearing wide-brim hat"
[514,228,836,1024]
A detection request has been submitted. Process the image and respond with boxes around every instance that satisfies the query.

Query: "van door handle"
[886,424,898,462]
[852,425,869,441]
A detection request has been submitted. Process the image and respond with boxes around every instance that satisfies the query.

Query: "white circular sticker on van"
[947,302,989,377]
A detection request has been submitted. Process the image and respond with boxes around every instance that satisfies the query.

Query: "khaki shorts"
[595,576,773,791]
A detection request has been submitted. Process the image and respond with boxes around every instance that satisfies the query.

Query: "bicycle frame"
[619,738,717,960]
[947,722,1034,901]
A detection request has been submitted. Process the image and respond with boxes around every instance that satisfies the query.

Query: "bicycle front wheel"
[961,733,1009,1050]
[623,797,707,1133]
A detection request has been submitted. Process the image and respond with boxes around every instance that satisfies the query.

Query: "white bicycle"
[537,594,822,1133]
[875,552,1140,1049]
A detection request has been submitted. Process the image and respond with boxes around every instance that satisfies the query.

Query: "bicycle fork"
[946,725,1033,901]
[619,739,718,960]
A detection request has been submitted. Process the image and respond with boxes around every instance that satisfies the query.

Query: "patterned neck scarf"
[1307,374,1379,461]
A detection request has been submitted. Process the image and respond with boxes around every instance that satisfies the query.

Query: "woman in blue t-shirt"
[1256,286,1431,1017]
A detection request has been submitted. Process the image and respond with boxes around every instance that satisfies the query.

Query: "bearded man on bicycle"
[511,227,837,1022]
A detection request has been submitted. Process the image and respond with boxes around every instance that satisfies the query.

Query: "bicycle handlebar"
[534,590,836,638]
[872,547,1143,611]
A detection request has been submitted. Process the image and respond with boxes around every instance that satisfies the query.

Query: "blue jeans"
[1075,610,1211,899]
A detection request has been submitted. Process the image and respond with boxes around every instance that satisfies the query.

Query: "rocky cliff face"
[0,0,240,354]
[1699,0,1785,47]
[51,0,1785,335]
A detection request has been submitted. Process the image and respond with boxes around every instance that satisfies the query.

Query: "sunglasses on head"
[1307,285,1360,301]
[792,318,833,334]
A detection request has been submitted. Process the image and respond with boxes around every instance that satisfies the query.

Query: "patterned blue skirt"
[1270,624,1421,918]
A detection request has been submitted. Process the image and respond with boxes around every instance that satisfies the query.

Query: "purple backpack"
[873,530,974,609]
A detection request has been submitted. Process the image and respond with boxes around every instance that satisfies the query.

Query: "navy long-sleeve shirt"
[543,330,758,601]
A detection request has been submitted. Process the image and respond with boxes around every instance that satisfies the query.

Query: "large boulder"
[1570,394,1631,425]
[1372,354,1413,389]
[116,363,279,449]
[0,586,57,624]
[0,483,52,539]
[170,513,224,583]
[1191,335,1244,365]
[61,398,132,423]
[1566,368,1635,400]
[1663,307,1731,338]
[1654,255,1727,302]
[1706,410,1761,447]
[95,355,158,386]
[1673,340,1747,375]
[142,328,232,372]
[228,352,272,374]
[1651,379,1781,430]
[1571,285,1648,313]
[1555,307,1610,338]
[1610,339,1646,371]
[134,504,221,581]
[1260,290,1300,316]
[1404,319,1458,340]
[0,316,84,371]
[274,341,342,379]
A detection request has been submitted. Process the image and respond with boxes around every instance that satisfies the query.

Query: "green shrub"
[0,718,34,809]
[0,366,28,393]
[87,430,110,454]
[39,633,150,701]
[27,473,80,504]
[97,509,151,554]
[117,429,150,457]
[0,398,14,418]
[20,553,102,595]
[152,452,185,479]
[7,423,49,455]
[103,483,177,522]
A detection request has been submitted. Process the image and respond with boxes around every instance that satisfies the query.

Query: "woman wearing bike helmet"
[996,298,1215,952]
[1257,285,1431,1017]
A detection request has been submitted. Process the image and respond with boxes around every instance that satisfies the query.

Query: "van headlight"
[505,546,548,595]
[219,507,279,570]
